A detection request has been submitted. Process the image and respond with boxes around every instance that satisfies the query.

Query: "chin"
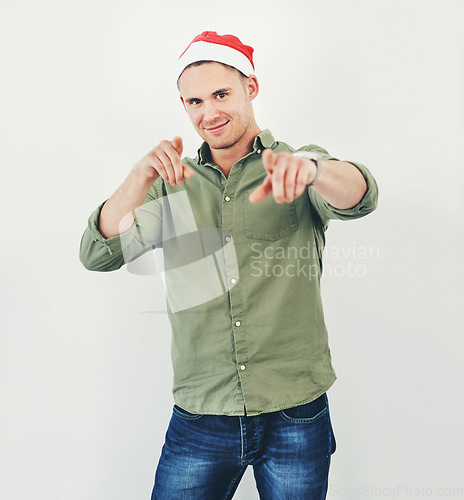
[209,138,237,150]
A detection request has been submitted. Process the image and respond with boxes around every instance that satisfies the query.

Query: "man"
[80,31,378,499]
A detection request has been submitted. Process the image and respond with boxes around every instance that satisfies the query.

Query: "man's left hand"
[249,149,317,204]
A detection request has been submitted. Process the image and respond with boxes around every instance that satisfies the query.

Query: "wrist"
[132,160,159,186]
[293,151,322,187]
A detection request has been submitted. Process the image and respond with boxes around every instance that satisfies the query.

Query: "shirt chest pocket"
[243,191,298,241]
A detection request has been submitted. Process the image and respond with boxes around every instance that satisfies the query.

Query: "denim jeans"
[151,393,336,499]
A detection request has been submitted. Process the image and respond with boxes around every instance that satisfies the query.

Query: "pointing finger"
[163,142,185,185]
[171,136,183,156]
[249,174,272,203]
[261,148,275,173]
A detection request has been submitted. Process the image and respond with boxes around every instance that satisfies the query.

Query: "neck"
[210,123,262,177]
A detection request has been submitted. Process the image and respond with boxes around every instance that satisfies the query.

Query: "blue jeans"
[151,393,336,499]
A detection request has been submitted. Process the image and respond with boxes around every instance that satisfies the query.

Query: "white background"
[1,0,464,499]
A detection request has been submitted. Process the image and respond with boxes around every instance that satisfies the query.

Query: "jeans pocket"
[173,404,204,420]
[279,394,328,423]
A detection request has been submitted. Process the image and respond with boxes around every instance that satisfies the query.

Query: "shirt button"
[235,320,241,327]
[230,278,237,284]
[240,365,246,371]
[225,236,231,242]
[257,149,262,154]
[224,196,231,202]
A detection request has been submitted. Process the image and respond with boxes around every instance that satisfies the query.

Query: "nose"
[203,100,220,124]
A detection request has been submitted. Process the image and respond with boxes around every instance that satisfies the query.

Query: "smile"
[205,121,229,133]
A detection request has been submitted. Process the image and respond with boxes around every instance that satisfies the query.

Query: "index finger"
[262,148,275,173]
[163,142,186,185]
[171,136,183,156]
[249,173,272,203]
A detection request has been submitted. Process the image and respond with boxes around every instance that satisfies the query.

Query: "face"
[178,62,259,152]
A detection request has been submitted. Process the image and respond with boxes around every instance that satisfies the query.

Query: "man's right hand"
[136,136,195,186]
[99,137,195,238]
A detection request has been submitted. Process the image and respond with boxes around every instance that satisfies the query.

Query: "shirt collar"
[253,129,275,151]
[197,129,276,165]
[198,141,212,165]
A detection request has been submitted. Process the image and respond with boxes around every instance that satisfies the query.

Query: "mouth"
[204,121,229,133]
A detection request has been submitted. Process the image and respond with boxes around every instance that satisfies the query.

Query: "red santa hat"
[176,31,255,81]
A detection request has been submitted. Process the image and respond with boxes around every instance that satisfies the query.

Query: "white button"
[230,278,237,284]
[224,196,231,202]
[235,321,241,327]
[257,149,262,154]
[225,236,231,242]
[240,365,246,371]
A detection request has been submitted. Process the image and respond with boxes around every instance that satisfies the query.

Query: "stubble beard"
[203,116,250,152]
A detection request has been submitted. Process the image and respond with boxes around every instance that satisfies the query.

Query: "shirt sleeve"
[299,145,379,226]
[79,183,164,272]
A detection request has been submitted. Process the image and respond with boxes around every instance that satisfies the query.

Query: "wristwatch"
[293,151,322,187]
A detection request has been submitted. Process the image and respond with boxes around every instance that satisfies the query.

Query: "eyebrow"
[212,87,231,96]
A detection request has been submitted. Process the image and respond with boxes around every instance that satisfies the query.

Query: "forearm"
[311,160,367,210]
[99,163,158,238]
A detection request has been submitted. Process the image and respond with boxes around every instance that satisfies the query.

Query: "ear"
[246,75,259,101]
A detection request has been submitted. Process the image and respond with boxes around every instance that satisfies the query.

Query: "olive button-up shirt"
[80,129,378,416]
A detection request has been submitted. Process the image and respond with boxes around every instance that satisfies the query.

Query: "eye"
[216,92,227,99]
[189,99,201,106]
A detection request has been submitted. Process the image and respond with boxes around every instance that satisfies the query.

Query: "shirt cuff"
[86,201,138,256]
[308,159,379,224]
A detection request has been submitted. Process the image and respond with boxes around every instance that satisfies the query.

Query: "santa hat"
[176,31,255,81]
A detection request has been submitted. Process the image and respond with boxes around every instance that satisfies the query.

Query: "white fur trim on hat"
[176,40,255,81]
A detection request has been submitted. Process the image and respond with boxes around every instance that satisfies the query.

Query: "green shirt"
[80,129,378,416]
